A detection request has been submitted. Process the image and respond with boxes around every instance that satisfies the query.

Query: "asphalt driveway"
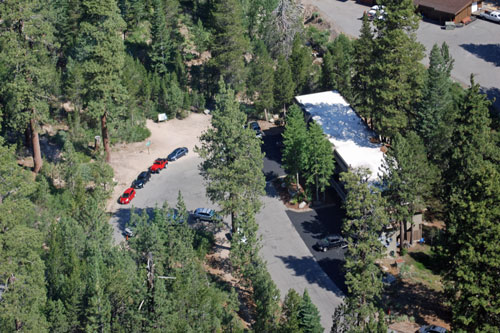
[109,132,344,331]
[302,0,500,110]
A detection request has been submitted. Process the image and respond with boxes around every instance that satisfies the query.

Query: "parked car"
[368,5,386,21]
[192,208,220,222]
[313,234,347,252]
[480,10,500,23]
[123,227,134,238]
[418,325,447,333]
[167,208,186,224]
[133,171,151,189]
[119,187,136,204]
[149,158,168,173]
[248,121,264,138]
[167,147,189,161]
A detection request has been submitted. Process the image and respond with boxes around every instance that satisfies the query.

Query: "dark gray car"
[313,235,347,252]
[167,147,188,161]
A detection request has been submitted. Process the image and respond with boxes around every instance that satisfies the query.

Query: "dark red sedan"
[119,187,136,204]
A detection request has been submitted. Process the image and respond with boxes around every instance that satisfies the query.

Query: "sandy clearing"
[106,112,211,214]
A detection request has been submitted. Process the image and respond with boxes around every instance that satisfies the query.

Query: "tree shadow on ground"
[481,86,500,117]
[113,206,156,234]
[317,257,347,294]
[460,43,500,67]
[276,255,345,297]
[382,278,451,326]
[408,251,447,276]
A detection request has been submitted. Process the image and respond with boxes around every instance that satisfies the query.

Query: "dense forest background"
[0,0,499,331]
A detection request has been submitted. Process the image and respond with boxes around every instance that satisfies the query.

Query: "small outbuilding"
[415,0,482,24]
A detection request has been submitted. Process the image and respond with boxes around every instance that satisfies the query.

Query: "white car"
[368,5,386,21]
[480,10,500,23]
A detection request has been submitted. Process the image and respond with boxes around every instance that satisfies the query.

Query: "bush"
[193,229,215,258]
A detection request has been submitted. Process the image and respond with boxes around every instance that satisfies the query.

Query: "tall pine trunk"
[315,174,319,201]
[30,117,43,174]
[399,220,405,255]
[101,113,110,163]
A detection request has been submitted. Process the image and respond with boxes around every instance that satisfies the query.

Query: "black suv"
[133,171,151,189]
[313,235,347,252]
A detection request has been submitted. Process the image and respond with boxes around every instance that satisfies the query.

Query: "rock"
[273,114,279,120]
[298,201,307,209]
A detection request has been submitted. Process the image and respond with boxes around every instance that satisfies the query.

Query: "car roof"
[195,208,214,215]
[139,171,149,176]
[124,187,134,193]
[427,325,447,333]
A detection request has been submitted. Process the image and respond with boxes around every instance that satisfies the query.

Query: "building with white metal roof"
[295,90,385,183]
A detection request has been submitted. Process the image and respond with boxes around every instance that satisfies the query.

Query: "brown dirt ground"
[105,112,211,214]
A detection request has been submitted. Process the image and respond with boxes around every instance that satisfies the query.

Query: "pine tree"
[264,0,303,57]
[197,80,265,232]
[282,105,308,187]
[289,34,312,94]
[248,41,275,120]
[417,43,456,166]
[321,50,335,90]
[0,226,48,332]
[299,289,323,333]
[381,132,436,252]
[252,260,282,332]
[209,0,249,89]
[370,0,425,139]
[280,289,303,332]
[352,14,375,127]
[328,34,353,101]
[304,121,335,201]
[150,0,175,75]
[274,55,296,112]
[0,0,58,173]
[443,78,500,332]
[332,168,388,332]
[76,0,127,162]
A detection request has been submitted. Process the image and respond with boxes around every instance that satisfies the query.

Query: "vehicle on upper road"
[192,208,220,222]
[480,10,500,23]
[167,147,189,161]
[133,171,151,189]
[149,158,168,173]
[313,234,347,252]
[119,187,136,204]
[418,325,447,333]
[248,121,264,138]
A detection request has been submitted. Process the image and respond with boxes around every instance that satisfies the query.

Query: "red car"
[119,187,136,204]
[149,158,168,173]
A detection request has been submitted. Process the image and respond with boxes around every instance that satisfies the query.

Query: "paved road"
[286,205,348,294]
[302,0,500,110]
[109,154,216,243]
[109,137,344,331]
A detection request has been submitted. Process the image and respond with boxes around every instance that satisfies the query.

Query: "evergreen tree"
[304,121,335,201]
[209,0,249,89]
[252,260,282,332]
[274,55,296,112]
[0,0,58,173]
[328,34,353,101]
[352,14,375,127]
[264,0,303,57]
[150,0,175,75]
[370,0,425,139]
[248,41,275,120]
[282,105,308,187]
[280,289,303,332]
[332,168,388,332]
[381,132,436,252]
[0,226,48,332]
[299,289,323,333]
[197,80,265,232]
[417,42,456,166]
[289,34,312,94]
[321,50,335,90]
[76,0,127,162]
[443,78,500,332]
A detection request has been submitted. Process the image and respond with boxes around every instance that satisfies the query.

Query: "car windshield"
[139,172,148,178]
[122,192,130,198]
[154,160,162,164]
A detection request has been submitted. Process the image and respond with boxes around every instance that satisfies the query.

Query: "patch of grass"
[403,245,444,291]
